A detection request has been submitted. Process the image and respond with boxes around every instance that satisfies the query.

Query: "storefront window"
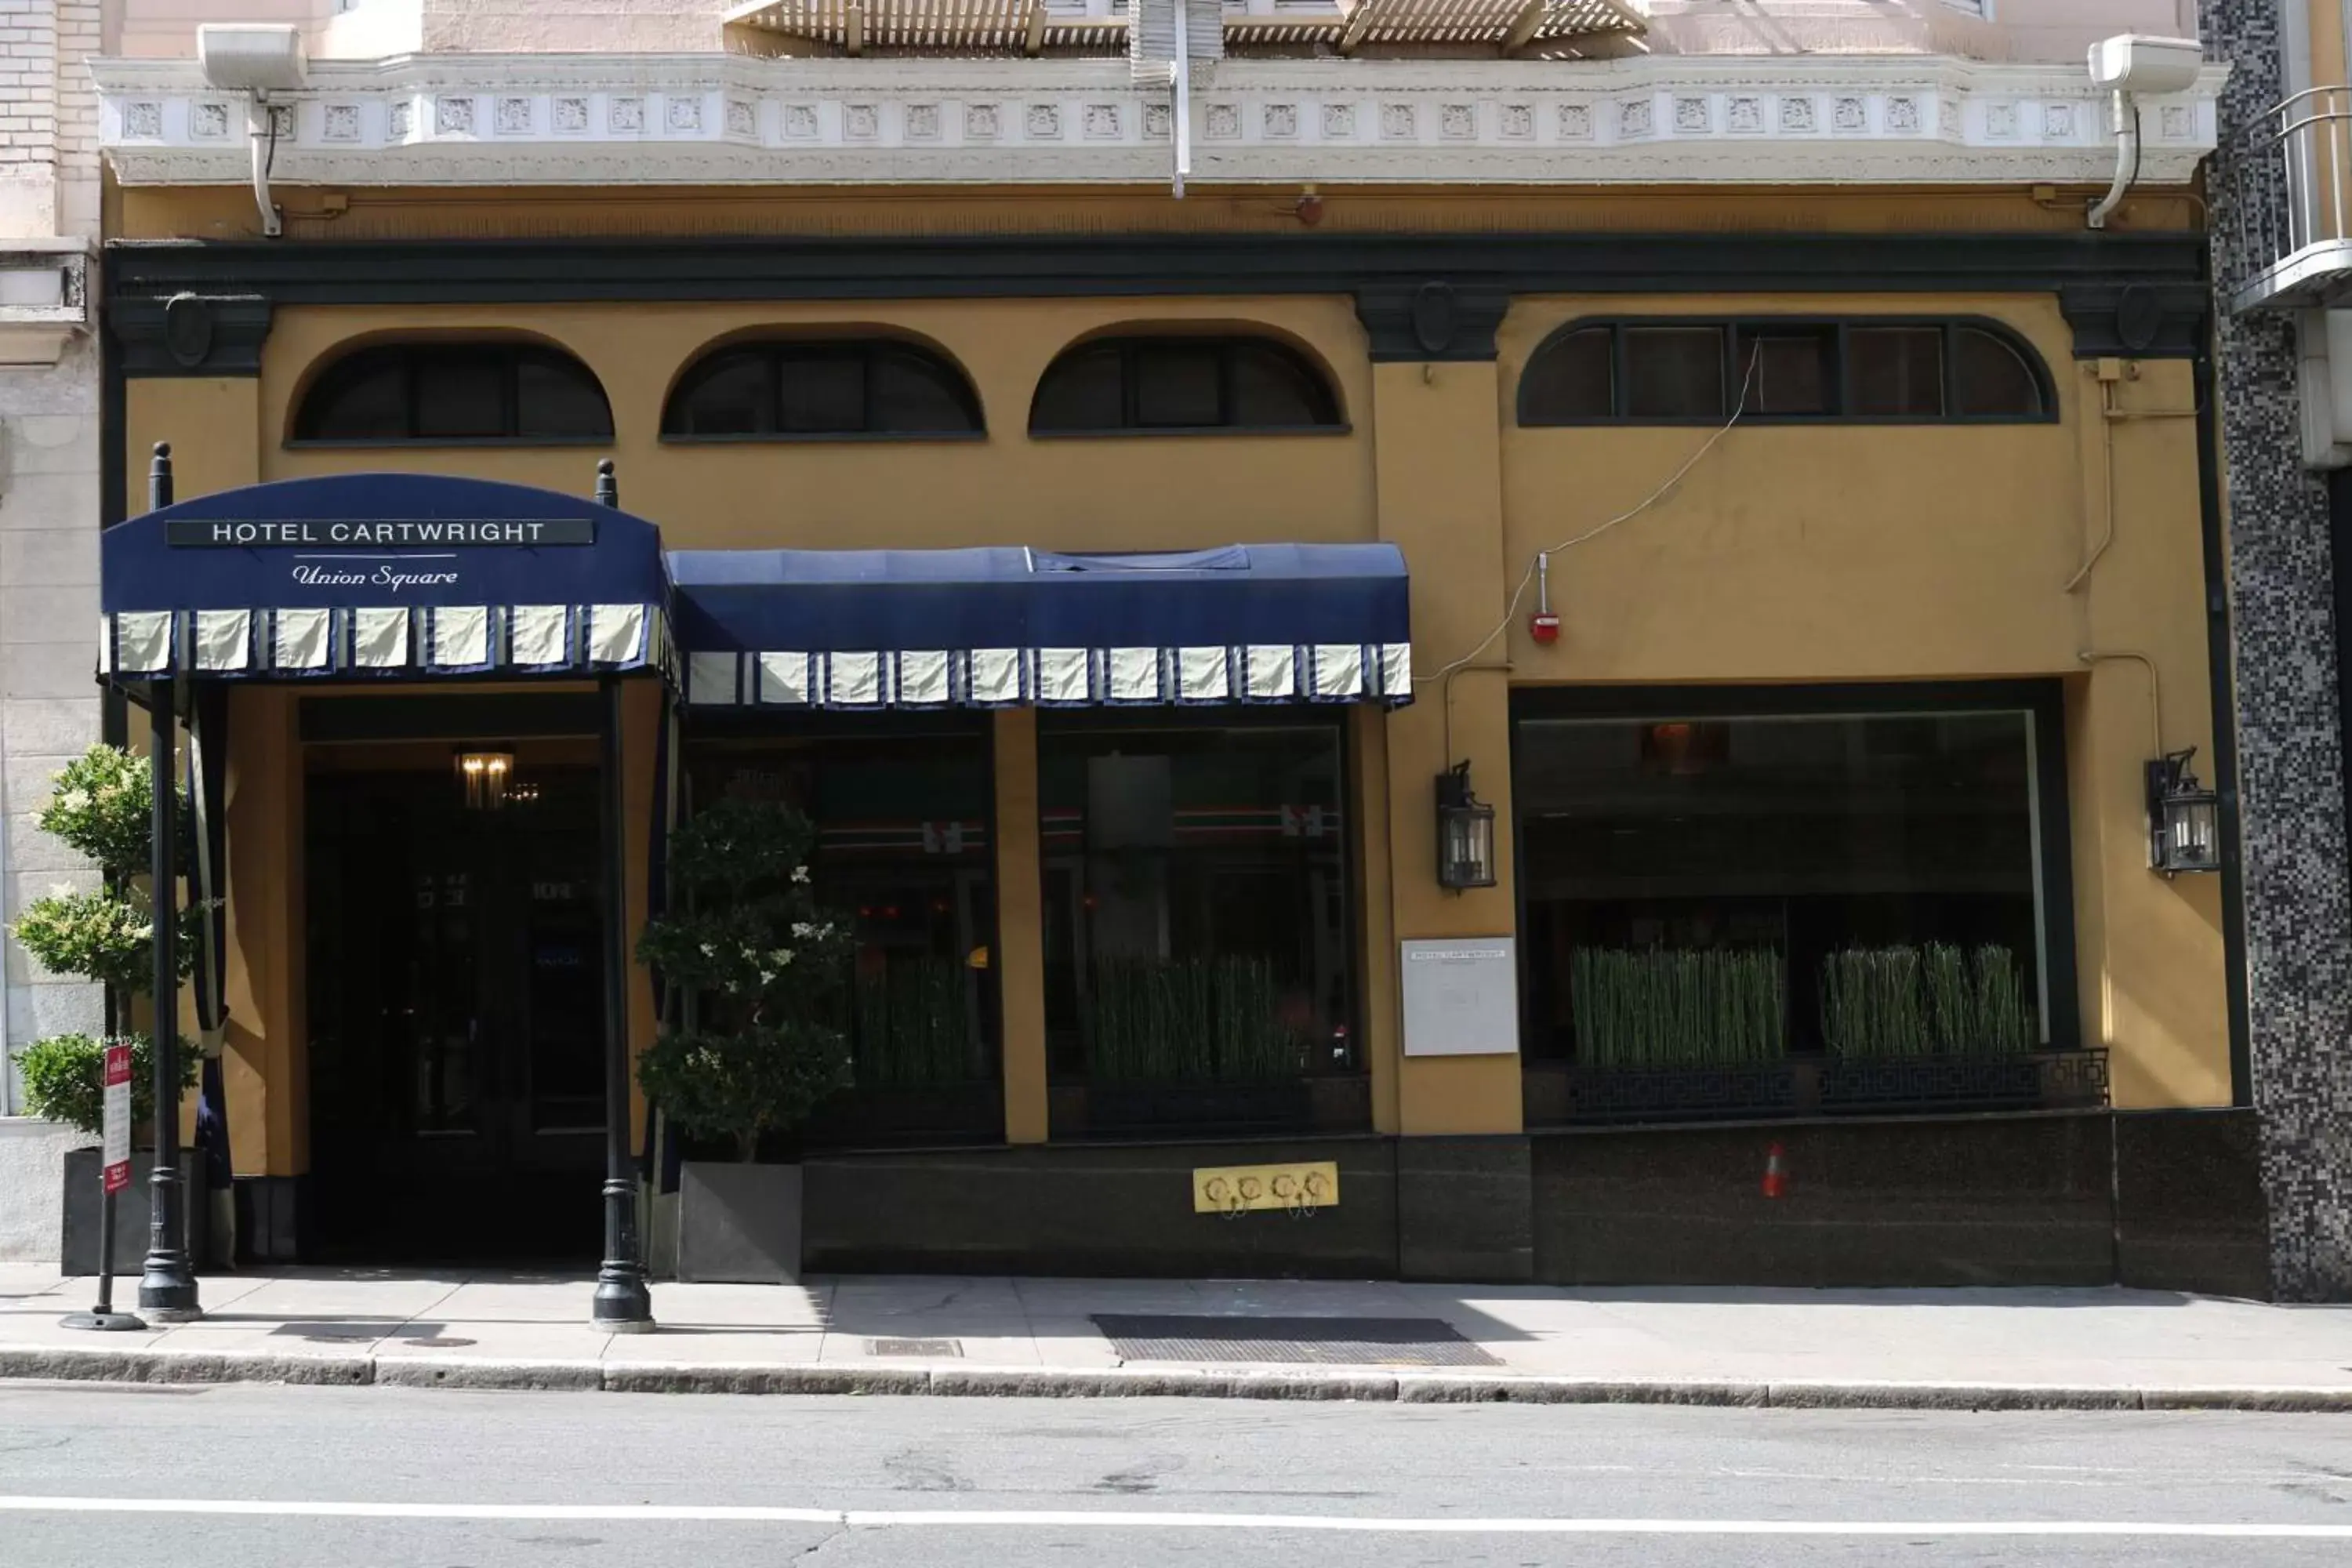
[1040,717,1359,1134]
[1514,688,2071,1078]
[687,721,997,1143]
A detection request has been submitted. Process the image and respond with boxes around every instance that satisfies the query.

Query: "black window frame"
[1508,678,2082,1057]
[659,337,986,444]
[679,710,1007,1151]
[289,341,615,447]
[1033,706,1364,1096]
[1516,316,2056,427]
[1029,335,1348,437]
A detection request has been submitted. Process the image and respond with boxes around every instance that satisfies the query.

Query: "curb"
[8,1346,2352,1410]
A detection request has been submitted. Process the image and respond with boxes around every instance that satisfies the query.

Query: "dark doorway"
[306,760,605,1261]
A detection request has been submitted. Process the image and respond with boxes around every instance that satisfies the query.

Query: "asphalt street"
[5,1382,2352,1566]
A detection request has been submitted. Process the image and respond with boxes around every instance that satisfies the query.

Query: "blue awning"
[670,543,1412,710]
[99,474,673,681]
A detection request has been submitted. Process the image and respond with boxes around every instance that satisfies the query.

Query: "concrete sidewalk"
[6,1264,2352,1410]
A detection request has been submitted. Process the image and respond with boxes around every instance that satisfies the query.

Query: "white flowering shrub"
[9,744,201,1134]
[13,887,201,992]
[36,742,191,877]
[634,796,856,1161]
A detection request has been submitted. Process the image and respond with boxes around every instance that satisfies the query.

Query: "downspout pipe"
[1170,0,1190,200]
[246,93,281,239]
[2089,89,2140,230]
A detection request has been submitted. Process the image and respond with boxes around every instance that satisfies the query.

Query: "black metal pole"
[93,1192,118,1312]
[139,674,198,1319]
[593,673,653,1330]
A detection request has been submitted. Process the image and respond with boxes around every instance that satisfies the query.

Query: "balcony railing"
[2226,85,2352,314]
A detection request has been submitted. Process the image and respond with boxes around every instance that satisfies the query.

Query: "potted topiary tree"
[9,743,202,1274]
[634,795,854,1283]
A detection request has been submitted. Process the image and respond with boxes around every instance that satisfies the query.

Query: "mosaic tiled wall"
[2207,0,2352,1301]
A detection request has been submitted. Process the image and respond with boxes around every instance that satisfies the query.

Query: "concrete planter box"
[60,1148,208,1278]
[676,1160,801,1284]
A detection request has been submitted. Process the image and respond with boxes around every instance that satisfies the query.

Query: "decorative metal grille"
[1094,1315,1501,1367]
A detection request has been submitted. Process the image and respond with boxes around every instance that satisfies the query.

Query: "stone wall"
[2205,0,2352,1301]
[0,0,100,1261]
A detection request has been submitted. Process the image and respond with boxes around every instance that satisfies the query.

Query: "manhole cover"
[1092,1315,1500,1368]
[865,1337,961,1358]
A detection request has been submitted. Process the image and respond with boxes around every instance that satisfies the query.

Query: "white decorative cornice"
[93,53,2225,187]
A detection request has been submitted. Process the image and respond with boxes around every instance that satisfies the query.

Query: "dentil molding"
[93,53,2225,188]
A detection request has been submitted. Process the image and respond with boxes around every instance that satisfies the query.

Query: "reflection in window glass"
[688,728,999,1105]
[1519,319,2049,425]
[777,348,866,434]
[668,350,770,436]
[1737,328,1836,416]
[1029,343,1123,431]
[412,351,509,441]
[1030,337,1340,433]
[295,344,612,444]
[872,345,978,433]
[1517,325,1613,421]
[301,365,408,441]
[1231,342,1334,427]
[1623,325,1726,418]
[1514,706,2049,1068]
[1849,326,1945,417]
[1134,343,1224,426]
[1040,721,1355,1111]
[662,340,982,437]
[1954,326,2046,418]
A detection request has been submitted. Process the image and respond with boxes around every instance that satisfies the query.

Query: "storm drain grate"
[865,1337,962,1358]
[1092,1315,1501,1368]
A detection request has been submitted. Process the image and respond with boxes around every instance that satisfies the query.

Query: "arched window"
[662,339,983,439]
[292,342,612,443]
[1517,318,2052,425]
[1030,336,1343,434]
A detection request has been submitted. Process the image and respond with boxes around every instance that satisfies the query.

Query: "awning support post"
[593,672,654,1331]
[139,671,200,1321]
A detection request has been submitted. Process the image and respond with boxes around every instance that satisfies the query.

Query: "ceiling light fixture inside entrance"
[456,749,515,811]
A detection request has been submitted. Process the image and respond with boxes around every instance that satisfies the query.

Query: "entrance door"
[307,764,606,1261]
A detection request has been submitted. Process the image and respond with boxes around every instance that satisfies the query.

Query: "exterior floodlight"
[2088,35,2205,96]
[195,24,307,94]
[2086,35,2205,230]
[196,25,304,239]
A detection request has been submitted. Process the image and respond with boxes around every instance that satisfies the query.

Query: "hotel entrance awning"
[670,543,1413,710]
[99,470,673,683]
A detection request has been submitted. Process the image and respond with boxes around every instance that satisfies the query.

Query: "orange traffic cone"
[1761,1141,1788,1200]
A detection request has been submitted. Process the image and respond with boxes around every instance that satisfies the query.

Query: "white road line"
[2,1497,2351,1537]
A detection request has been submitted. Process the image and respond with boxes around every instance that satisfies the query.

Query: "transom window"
[662,339,983,440]
[1518,318,2052,425]
[292,343,613,444]
[1030,336,1344,435]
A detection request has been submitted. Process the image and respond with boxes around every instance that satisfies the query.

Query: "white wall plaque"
[1400,937,1519,1058]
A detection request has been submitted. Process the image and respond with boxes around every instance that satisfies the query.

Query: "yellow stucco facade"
[110,183,2231,1185]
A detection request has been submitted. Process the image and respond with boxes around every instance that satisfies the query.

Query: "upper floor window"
[662,339,983,440]
[292,342,612,444]
[1030,336,1343,435]
[1517,318,2051,426]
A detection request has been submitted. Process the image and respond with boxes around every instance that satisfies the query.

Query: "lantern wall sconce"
[456,747,515,811]
[2145,746,2220,875]
[1435,760,1497,891]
